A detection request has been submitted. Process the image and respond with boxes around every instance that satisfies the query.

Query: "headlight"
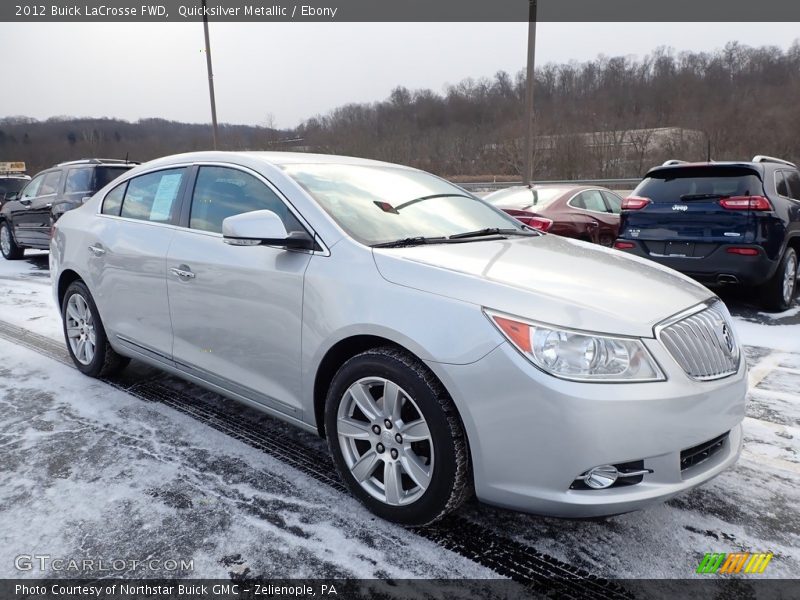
[485,309,664,382]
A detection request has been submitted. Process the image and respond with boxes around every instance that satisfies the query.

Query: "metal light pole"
[202,0,219,150]
[522,0,537,186]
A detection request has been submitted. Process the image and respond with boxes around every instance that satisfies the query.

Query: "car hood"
[372,234,714,338]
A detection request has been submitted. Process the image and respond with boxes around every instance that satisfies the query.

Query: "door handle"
[88,244,106,256]
[170,266,195,280]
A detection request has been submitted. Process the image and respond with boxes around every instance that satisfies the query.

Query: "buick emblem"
[718,323,735,354]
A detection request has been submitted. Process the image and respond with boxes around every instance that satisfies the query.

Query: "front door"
[12,170,61,247]
[166,165,311,417]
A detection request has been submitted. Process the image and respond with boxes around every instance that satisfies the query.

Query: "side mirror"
[222,210,316,250]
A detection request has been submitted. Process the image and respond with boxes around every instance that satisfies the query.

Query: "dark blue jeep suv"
[615,156,800,311]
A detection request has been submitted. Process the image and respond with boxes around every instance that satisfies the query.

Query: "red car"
[484,185,623,246]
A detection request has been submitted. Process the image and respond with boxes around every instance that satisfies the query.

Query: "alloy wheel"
[337,377,434,506]
[784,253,798,305]
[0,225,10,256]
[65,293,96,365]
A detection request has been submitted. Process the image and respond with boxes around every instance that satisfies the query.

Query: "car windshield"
[635,167,764,202]
[485,186,567,210]
[282,163,524,245]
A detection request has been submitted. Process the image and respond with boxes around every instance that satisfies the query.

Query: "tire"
[0,221,24,260]
[61,280,130,377]
[760,247,798,312]
[325,347,471,526]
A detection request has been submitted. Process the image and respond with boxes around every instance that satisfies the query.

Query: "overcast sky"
[0,22,797,128]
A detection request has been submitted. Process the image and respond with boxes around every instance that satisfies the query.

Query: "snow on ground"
[1,253,799,581]
[0,340,494,581]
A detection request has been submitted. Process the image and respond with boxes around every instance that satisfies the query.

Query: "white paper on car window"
[150,173,182,221]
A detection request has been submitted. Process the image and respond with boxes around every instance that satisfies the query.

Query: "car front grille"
[657,301,740,381]
[680,432,729,471]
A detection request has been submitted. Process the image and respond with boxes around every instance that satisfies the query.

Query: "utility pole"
[522,0,537,187]
[202,0,219,150]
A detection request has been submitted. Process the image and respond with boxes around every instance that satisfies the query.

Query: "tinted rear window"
[486,186,567,209]
[635,167,764,203]
[94,166,133,191]
[0,178,28,196]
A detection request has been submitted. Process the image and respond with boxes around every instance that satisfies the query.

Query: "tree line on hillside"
[0,117,287,175]
[2,41,799,180]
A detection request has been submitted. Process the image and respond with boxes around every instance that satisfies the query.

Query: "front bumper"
[428,339,747,518]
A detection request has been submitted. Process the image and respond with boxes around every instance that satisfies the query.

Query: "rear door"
[620,166,763,258]
[90,167,188,361]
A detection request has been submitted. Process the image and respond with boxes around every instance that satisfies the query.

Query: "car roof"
[141,151,416,171]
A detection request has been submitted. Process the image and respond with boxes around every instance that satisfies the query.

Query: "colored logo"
[697,552,773,574]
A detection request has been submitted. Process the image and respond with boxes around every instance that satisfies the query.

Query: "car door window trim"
[182,161,329,255]
[566,188,615,215]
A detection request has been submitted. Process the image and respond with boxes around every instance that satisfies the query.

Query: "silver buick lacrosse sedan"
[51,152,747,525]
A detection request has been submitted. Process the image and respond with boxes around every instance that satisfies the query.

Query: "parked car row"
[50,151,747,526]
[481,156,799,312]
[0,158,137,260]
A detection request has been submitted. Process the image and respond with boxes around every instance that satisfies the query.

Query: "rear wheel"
[62,280,130,377]
[0,222,24,260]
[760,247,797,312]
[325,347,471,526]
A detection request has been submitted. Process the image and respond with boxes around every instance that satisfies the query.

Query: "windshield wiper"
[679,193,725,201]
[371,236,448,248]
[448,227,537,240]
[394,193,475,210]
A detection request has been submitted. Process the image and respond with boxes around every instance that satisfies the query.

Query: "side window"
[65,168,93,194]
[785,171,800,201]
[570,194,586,209]
[602,191,622,214]
[578,190,607,212]
[20,173,46,200]
[39,170,62,196]
[775,171,789,197]
[120,168,185,223]
[189,166,302,234]
[101,181,127,216]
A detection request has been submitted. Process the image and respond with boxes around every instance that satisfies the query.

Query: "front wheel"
[325,347,471,526]
[0,222,24,260]
[760,247,797,312]
[62,280,130,377]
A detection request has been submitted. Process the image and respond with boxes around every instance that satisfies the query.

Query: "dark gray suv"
[0,158,136,259]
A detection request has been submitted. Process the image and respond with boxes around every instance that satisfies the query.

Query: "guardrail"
[458,178,641,193]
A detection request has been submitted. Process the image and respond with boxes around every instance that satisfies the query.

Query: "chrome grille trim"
[655,300,740,381]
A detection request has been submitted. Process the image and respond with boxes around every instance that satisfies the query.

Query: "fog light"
[583,465,619,489]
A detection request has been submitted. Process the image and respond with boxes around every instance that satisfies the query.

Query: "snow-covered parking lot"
[0,252,798,593]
